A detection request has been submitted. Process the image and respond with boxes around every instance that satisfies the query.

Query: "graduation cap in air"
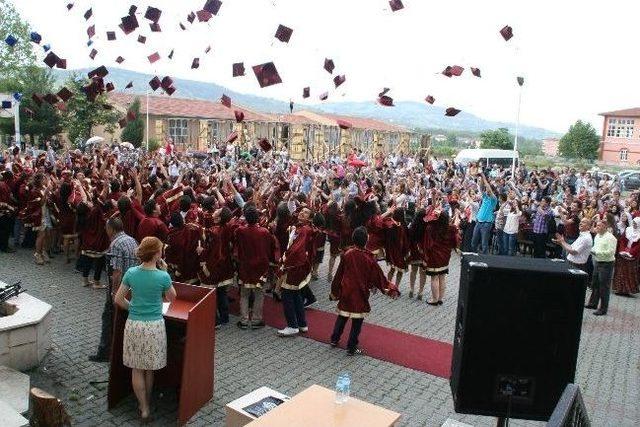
[87,40,94,47]
[116,56,125,64]
[337,119,352,130]
[148,52,160,63]
[161,76,173,90]
[378,95,394,107]
[221,94,231,108]
[324,58,335,74]
[138,35,147,44]
[234,110,245,122]
[89,49,98,60]
[191,58,200,69]
[129,5,137,15]
[197,10,213,22]
[84,8,92,20]
[517,76,525,86]
[425,95,435,104]
[442,65,464,77]
[252,62,282,88]
[179,23,186,30]
[471,67,481,78]
[226,131,238,143]
[168,49,174,59]
[187,12,196,23]
[500,25,513,41]
[289,100,294,113]
[233,62,245,77]
[44,94,60,105]
[275,25,293,43]
[389,0,404,11]
[150,23,161,32]
[204,0,222,15]
[125,81,133,89]
[257,138,272,152]
[87,25,96,39]
[120,14,139,34]
[5,35,18,47]
[56,58,67,69]
[319,92,328,101]
[30,32,42,44]
[88,65,108,78]
[165,86,176,96]
[445,107,461,117]
[149,76,161,91]
[204,45,211,54]
[303,87,310,98]
[1,101,11,109]
[107,31,116,40]
[57,87,74,102]
[105,82,115,92]
[32,94,43,106]
[333,75,346,88]
[379,88,390,97]
[144,6,162,22]
[42,44,50,52]
[43,51,60,68]
[66,3,74,10]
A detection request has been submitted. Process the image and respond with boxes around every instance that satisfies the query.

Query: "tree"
[558,120,600,160]
[61,74,121,145]
[120,98,144,147]
[480,128,514,150]
[0,0,36,80]
[0,66,62,146]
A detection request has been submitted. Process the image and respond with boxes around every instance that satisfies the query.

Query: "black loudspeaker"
[450,254,588,421]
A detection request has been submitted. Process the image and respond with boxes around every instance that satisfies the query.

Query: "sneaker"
[34,253,45,265]
[303,297,317,308]
[277,327,299,337]
[299,326,309,333]
[251,320,266,329]
[237,321,249,330]
[347,348,363,356]
[593,310,607,316]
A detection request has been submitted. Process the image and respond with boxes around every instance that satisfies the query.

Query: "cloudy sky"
[11,0,640,133]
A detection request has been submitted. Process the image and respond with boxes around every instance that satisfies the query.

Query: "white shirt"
[503,211,522,234]
[567,231,593,265]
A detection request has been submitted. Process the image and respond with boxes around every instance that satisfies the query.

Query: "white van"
[454,149,519,169]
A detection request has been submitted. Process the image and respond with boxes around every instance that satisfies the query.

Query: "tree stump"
[29,387,71,427]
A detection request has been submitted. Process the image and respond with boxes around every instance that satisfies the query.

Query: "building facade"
[599,108,640,165]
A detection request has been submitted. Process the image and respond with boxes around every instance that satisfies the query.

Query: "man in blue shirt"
[471,172,498,254]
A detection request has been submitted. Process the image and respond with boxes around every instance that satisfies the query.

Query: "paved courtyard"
[2,247,639,426]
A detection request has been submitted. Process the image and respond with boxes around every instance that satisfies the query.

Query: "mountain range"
[53,67,559,140]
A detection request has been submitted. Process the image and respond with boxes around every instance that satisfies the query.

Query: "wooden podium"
[108,282,216,426]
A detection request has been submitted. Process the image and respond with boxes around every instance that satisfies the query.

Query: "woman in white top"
[502,200,522,256]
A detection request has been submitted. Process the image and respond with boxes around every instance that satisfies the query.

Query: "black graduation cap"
[275,25,293,43]
[187,12,196,23]
[303,87,310,98]
[165,86,176,96]
[500,25,513,41]
[66,3,74,11]
[1,101,11,109]
[148,52,160,63]
[129,5,137,15]
[203,0,222,15]
[125,81,133,89]
[289,100,294,113]
[389,0,404,11]
[120,14,139,34]
[150,23,161,32]
[44,93,60,105]
[87,25,95,39]
[333,75,346,88]
[234,110,244,123]
[179,23,186,30]
[107,31,116,40]
[149,76,161,91]
[161,76,173,89]
[442,65,464,77]
[191,58,200,69]
[379,88,390,97]
[445,107,461,117]
[144,6,162,22]
[257,138,272,152]
[471,67,481,78]
[233,62,245,77]
[517,76,525,86]
[378,95,394,106]
[105,82,115,92]
[425,95,435,104]
[4,35,17,47]
[221,94,231,108]
[30,32,42,44]
[252,62,282,88]
[319,92,328,101]
[168,49,174,59]
[56,58,67,69]
[115,56,125,64]
[88,65,108,78]
[84,8,92,20]
[57,87,74,102]
[138,35,147,44]
[89,49,98,59]
[324,58,335,74]
[204,46,211,54]
[43,52,60,68]
[197,10,212,22]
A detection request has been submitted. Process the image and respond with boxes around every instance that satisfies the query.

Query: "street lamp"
[512,76,524,179]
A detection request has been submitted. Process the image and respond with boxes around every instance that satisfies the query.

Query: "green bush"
[146,138,161,152]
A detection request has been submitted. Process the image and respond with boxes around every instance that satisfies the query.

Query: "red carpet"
[227,288,453,379]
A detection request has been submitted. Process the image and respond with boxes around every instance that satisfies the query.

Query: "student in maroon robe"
[277,208,317,337]
[137,199,169,242]
[407,208,427,299]
[422,208,460,306]
[0,171,17,252]
[75,200,109,288]
[165,212,202,284]
[234,205,279,329]
[53,181,78,262]
[385,207,409,289]
[323,201,343,281]
[330,227,400,355]
[114,196,144,241]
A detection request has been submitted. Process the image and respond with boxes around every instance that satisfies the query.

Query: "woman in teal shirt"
[115,236,176,423]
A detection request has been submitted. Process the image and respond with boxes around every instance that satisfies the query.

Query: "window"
[607,118,635,138]
[620,148,629,161]
[168,118,188,144]
[208,120,221,142]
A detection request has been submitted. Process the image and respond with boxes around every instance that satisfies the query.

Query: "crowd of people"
[2,139,639,420]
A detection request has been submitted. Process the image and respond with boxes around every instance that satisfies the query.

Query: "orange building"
[598,108,640,165]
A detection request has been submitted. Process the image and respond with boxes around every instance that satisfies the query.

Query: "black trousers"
[281,288,307,328]
[532,233,547,258]
[0,215,14,251]
[588,261,614,313]
[300,284,316,304]
[96,289,113,357]
[331,316,364,351]
[216,286,229,324]
[78,255,105,281]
